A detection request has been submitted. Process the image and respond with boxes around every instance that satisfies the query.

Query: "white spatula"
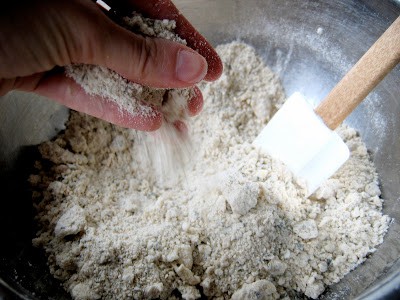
[254,16,400,196]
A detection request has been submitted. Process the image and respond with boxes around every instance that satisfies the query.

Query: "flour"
[65,12,193,123]
[31,42,390,300]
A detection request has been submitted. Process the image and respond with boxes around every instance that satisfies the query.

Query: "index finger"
[103,0,223,81]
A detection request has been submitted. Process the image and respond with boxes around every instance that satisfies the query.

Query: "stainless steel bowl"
[0,0,399,299]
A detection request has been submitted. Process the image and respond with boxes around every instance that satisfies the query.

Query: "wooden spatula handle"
[315,16,400,130]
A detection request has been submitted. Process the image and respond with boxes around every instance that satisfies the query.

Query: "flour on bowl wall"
[31,41,390,300]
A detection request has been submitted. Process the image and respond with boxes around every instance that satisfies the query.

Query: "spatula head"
[253,93,350,195]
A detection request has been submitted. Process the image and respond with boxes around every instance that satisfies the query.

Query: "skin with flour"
[0,0,223,130]
[65,12,199,131]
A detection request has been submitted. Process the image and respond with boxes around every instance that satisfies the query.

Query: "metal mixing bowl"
[0,0,399,299]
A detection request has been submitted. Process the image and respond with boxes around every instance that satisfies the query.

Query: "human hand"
[0,0,223,131]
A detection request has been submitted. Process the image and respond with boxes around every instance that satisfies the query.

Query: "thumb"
[77,14,208,88]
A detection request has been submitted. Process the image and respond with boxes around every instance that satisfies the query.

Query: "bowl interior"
[0,0,399,299]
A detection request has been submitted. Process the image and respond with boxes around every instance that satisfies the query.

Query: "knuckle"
[135,37,157,80]
[79,20,104,64]
[69,7,108,65]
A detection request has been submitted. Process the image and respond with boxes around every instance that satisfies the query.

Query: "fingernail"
[176,50,207,84]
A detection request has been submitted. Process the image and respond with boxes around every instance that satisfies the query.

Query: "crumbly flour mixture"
[65,12,192,124]
[31,42,390,300]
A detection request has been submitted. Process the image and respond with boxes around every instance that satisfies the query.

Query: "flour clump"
[31,42,390,299]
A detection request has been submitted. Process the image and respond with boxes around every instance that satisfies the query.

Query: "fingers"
[1,0,212,131]
[103,0,223,81]
[170,87,202,136]
[28,73,163,131]
[88,30,208,88]
[1,0,209,90]
[187,86,204,116]
[1,0,219,93]
[68,1,208,88]
[34,74,201,132]
[11,67,202,131]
